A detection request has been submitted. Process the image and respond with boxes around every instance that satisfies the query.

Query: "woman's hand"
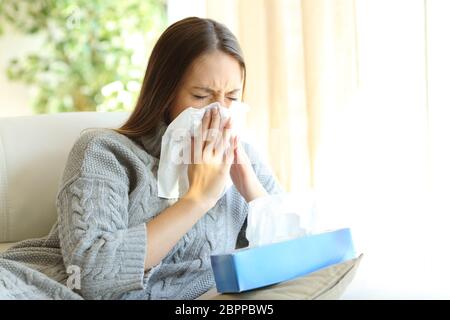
[229,136,268,203]
[184,106,236,209]
[146,108,235,269]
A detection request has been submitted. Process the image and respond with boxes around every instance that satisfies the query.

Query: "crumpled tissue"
[245,192,316,247]
[157,101,249,199]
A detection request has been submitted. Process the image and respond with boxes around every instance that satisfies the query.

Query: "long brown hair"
[115,17,246,139]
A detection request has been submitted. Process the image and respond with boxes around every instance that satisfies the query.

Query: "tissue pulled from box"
[245,193,315,247]
[157,101,249,199]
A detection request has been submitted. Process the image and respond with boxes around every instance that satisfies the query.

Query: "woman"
[57,17,283,300]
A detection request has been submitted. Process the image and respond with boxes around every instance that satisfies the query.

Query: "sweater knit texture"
[0,124,283,300]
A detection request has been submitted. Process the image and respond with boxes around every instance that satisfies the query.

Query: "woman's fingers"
[204,107,220,154]
[208,107,221,140]
[201,109,212,149]
[200,107,235,165]
[215,117,232,159]
[223,127,235,165]
[190,136,195,164]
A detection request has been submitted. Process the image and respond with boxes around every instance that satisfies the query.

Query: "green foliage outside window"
[0,0,167,113]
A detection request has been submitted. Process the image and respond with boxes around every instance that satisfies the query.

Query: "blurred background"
[1,0,450,299]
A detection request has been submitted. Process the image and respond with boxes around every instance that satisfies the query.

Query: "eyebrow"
[192,86,241,94]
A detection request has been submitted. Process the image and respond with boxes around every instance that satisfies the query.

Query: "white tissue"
[245,193,315,247]
[157,101,249,199]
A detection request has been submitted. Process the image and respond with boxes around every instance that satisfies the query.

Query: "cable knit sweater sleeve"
[56,130,149,300]
[243,141,285,195]
[234,142,285,249]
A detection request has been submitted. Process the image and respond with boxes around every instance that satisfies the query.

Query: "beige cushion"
[197,254,363,300]
[0,112,130,243]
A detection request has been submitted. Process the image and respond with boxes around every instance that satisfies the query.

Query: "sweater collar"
[139,121,168,159]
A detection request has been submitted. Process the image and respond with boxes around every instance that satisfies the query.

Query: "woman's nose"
[215,97,232,108]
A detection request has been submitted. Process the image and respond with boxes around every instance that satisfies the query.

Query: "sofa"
[0,111,130,251]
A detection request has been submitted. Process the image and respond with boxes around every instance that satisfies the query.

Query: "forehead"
[183,50,243,90]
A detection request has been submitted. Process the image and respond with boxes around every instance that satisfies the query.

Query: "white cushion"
[0,111,130,243]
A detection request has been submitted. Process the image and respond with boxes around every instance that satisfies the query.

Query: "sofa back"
[0,111,130,242]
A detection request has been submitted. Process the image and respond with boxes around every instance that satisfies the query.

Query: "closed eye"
[193,94,238,101]
[193,95,208,100]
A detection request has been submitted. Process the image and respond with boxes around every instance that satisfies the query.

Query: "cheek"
[169,104,184,122]
[169,94,205,121]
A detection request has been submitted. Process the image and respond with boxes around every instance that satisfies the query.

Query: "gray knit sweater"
[0,125,283,300]
[0,125,282,299]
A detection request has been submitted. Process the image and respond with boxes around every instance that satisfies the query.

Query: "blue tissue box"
[210,228,356,293]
